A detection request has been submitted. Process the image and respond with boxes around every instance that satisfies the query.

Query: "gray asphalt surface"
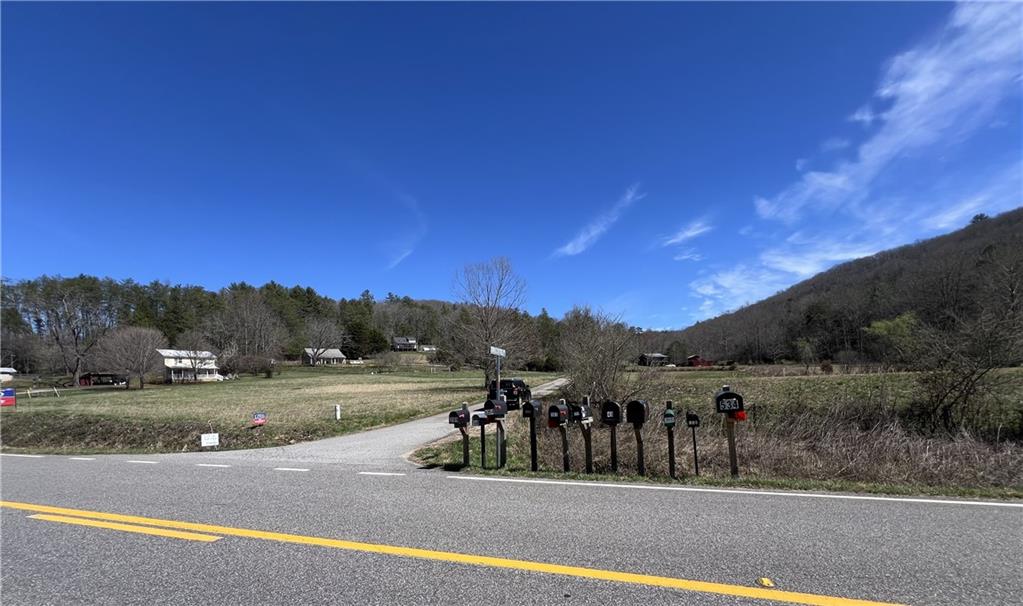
[161,377,569,469]
[2,377,1020,605]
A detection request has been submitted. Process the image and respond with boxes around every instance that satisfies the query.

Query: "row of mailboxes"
[452,398,707,430]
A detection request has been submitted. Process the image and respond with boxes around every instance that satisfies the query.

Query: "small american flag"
[0,388,16,407]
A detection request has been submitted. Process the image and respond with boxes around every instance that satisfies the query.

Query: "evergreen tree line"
[0,275,578,382]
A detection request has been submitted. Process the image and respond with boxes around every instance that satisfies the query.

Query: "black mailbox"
[448,409,469,428]
[714,386,744,414]
[625,400,649,426]
[471,410,490,427]
[686,412,701,428]
[522,399,540,419]
[601,401,622,425]
[484,398,507,420]
[569,403,593,424]
[548,403,569,428]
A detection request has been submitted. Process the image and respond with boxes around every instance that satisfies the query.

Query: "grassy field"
[0,367,558,454]
[414,368,1023,498]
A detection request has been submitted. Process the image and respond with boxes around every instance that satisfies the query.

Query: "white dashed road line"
[69,457,96,461]
[448,476,1023,509]
[358,472,406,477]
[273,467,310,472]
[195,464,231,468]
[125,460,159,465]
[0,453,45,458]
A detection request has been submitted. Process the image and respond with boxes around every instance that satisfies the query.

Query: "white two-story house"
[156,349,222,383]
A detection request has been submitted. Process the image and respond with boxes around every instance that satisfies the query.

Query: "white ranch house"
[302,348,347,366]
[156,349,222,383]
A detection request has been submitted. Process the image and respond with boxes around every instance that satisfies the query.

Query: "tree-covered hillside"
[660,208,1022,363]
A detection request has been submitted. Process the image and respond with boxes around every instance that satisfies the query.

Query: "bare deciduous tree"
[305,317,348,365]
[452,257,532,385]
[176,328,213,382]
[205,289,285,376]
[20,276,120,385]
[94,326,168,389]
[559,307,637,401]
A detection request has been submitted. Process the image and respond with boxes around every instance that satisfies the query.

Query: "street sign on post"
[489,346,506,405]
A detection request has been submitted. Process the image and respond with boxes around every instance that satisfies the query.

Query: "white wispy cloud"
[795,158,809,172]
[848,106,878,127]
[689,265,791,320]
[673,248,703,262]
[918,164,1023,230]
[760,239,882,278]
[553,184,645,257]
[385,194,428,269]
[662,219,713,246]
[755,2,1023,223]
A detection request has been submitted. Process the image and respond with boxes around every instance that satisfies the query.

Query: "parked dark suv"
[487,378,531,409]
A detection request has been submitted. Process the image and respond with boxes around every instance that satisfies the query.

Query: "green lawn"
[0,367,558,454]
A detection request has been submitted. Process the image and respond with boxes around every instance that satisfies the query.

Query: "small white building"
[0,367,17,384]
[156,349,221,383]
[302,348,347,366]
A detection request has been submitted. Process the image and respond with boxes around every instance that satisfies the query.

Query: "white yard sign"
[489,346,506,358]
[200,433,220,448]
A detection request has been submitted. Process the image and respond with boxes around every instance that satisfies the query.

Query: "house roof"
[642,353,668,358]
[156,349,217,359]
[303,348,346,359]
[392,336,417,344]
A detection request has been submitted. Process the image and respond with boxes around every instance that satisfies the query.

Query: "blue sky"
[3,2,1020,329]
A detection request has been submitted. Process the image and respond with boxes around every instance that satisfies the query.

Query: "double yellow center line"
[1,500,903,606]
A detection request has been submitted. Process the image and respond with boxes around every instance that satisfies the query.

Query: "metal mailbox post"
[471,410,490,469]
[548,400,570,472]
[663,401,677,479]
[569,397,594,474]
[485,395,508,468]
[448,402,471,467]
[715,385,745,478]
[601,401,622,472]
[625,400,649,475]
[522,399,540,471]
[686,411,701,476]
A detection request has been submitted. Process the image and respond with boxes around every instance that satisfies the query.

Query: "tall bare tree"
[452,257,531,385]
[176,328,213,382]
[94,326,168,389]
[305,317,348,365]
[204,289,285,375]
[19,276,120,385]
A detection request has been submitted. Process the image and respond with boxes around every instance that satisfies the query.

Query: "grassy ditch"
[0,367,557,454]
[413,370,1023,499]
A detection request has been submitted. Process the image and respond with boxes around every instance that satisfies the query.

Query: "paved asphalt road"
[2,378,1020,606]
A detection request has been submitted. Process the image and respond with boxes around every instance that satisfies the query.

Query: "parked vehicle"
[487,378,531,409]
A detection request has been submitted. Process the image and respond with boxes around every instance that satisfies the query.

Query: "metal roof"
[303,348,346,359]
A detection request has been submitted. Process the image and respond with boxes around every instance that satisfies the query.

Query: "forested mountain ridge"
[659,208,1023,363]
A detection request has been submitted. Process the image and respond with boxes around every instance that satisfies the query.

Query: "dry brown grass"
[510,369,1023,490]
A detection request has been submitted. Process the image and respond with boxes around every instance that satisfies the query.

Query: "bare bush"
[559,307,636,401]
